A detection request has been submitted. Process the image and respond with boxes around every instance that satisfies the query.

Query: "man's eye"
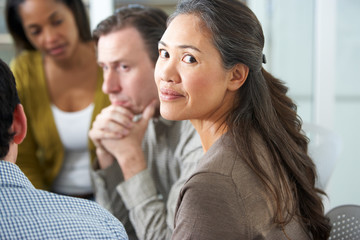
[119,65,128,71]
[101,65,108,71]
[159,49,170,58]
[182,55,197,63]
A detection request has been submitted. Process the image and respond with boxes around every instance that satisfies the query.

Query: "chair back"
[326,204,360,240]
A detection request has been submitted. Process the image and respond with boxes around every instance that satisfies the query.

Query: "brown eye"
[182,55,197,63]
[159,49,170,58]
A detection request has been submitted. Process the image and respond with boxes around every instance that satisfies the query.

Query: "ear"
[227,63,249,92]
[11,104,27,144]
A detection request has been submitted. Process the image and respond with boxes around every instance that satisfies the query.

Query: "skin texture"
[155,14,248,151]
[17,0,98,112]
[89,27,158,179]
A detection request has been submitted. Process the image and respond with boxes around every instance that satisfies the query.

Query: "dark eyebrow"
[158,40,202,53]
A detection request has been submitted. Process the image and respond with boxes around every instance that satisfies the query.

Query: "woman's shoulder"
[10,51,45,97]
[10,51,41,75]
[11,50,41,65]
[195,133,239,174]
[193,132,272,202]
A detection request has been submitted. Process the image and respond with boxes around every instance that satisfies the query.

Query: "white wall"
[326,0,360,211]
[249,0,360,212]
[88,0,114,31]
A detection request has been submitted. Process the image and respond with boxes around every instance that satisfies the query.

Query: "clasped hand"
[89,100,156,180]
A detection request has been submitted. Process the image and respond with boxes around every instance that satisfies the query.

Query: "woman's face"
[155,14,234,122]
[18,0,79,60]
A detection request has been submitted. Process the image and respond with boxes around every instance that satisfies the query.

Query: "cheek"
[185,72,228,109]
[132,71,156,101]
[66,23,79,41]
[183,74,213,100]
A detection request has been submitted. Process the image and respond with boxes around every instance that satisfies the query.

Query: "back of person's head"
[0,59,20,159]
[171,0,331,238]
[93,4,168,64]
[5,0,92,54]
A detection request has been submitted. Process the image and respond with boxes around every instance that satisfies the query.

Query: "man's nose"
[102,69,122,94]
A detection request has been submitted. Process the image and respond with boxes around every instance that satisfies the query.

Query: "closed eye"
[28,27,41,36]
[52,19,63,26]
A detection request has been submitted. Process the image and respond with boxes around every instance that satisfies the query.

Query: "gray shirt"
[91,117,203,240]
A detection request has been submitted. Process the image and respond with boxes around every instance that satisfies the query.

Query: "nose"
[42,26,58,44]
[155,58,181,84]
[102,69,122,94]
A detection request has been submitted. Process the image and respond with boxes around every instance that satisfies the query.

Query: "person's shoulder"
[11,50,40,65]
[10,50,41,75]
[34,190,127,224]
[195,134,236,171]
[181,169,236,203]
[1,188,128,239]
[39,190,108,213]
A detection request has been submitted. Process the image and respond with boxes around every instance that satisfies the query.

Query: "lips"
[109,95,132,107]
[159,87,184,101]
[48,44,66,56]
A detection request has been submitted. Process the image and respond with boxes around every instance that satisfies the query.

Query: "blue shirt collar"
[0,160,35,189]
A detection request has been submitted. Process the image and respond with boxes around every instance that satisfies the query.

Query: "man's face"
[97,27,159,114]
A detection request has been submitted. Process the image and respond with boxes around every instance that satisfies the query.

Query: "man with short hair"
[0,58,128,240]
[89,5,202,240]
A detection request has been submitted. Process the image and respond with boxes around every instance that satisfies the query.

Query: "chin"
[160,107,184,121]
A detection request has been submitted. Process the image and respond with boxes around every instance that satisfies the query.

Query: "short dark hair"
[5,0,92,54]
[93,4,168,64]
[0,59,20,158]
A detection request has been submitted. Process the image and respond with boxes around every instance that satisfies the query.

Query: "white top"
[51,104,94,195]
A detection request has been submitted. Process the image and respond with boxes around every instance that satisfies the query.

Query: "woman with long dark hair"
[155,0,331,239]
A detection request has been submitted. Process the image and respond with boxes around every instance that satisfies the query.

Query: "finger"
[89,128,128,141]
[102,105,134,123]
[92,114,133,132]
[100,120,131,134]
[94,107,134,130]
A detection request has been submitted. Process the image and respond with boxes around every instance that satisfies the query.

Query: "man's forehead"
[97,29,149,64]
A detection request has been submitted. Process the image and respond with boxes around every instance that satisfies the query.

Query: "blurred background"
[1,0,359,212]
